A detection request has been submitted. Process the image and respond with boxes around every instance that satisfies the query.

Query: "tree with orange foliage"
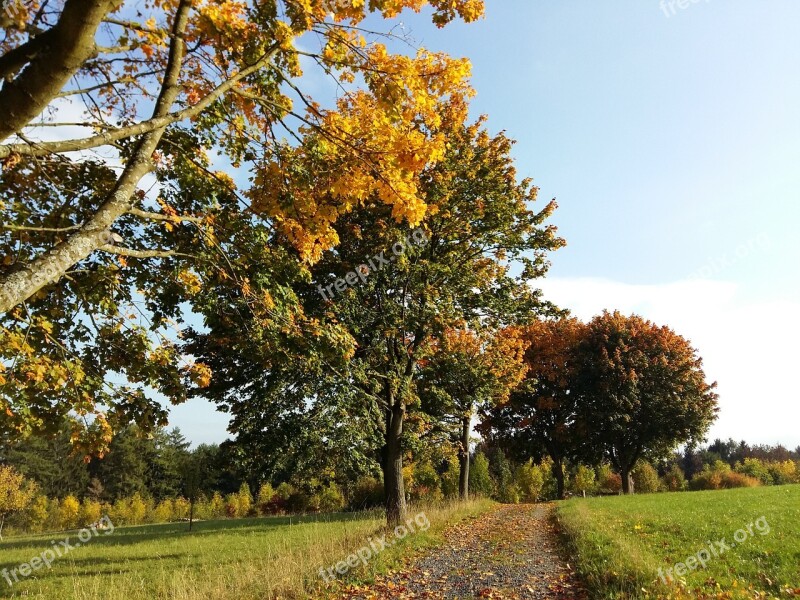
[419,327,528,500]
[574,311,718,494]
[479,318,588,499]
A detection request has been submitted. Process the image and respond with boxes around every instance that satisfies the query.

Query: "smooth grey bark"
[621,468,635,494]
[0,0,191,314]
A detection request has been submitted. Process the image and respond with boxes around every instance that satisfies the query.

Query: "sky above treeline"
[168,0,800,449]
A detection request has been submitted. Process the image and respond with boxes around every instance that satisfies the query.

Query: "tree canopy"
[479,317,588,499]
[482,312,718,495]
[419,326,528,499]
[188,118,565,523]
[0,0,485,454]
[575,311,719,493]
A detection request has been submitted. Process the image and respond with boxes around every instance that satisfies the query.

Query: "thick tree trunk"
[0,1,190,314]
[384,401,407,526]
[458,415,470,501]
[0,0,123,142]
[621,467,634,494]
[552,458,566,500]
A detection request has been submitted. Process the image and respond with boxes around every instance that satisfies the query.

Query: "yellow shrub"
[173,497,190,520]
[80,499,102,526]
[58,495,80,530]
[237,483,253,516]
[129,493,147,525]
[24,495,51,533]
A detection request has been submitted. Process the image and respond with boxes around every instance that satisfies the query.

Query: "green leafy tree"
[441,458,461,499]
[410,461,444,503]
[632,461,662,494]
[490,449,520,504]
[0,0,483,455]
[88,425,153,500]
[1,420,90,498]
[313,483,345,513]
[515,460,545,502]
[468,452,494,498]
[734,457,773,485]
[149,428,191,500]
[661,464,688,491]
[189,119,563,525]
[24,495,50,533]
[572,464,596,496]
[420,327,528,500]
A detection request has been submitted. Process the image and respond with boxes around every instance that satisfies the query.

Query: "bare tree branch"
[98,244,192,259]
[128,207,202,224]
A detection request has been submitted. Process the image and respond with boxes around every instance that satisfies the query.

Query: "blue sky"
[169,0,800,448]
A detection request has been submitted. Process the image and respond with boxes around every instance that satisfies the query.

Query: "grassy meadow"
[556,485,800,599]
[0,499,493,599]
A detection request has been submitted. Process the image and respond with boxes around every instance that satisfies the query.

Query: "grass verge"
[0,499,494,599]
[555,485,800,599]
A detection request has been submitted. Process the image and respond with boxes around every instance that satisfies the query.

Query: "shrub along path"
[337,503,586,599]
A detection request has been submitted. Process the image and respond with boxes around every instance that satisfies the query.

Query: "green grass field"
[556,485,800,599]
[0,500,493,599]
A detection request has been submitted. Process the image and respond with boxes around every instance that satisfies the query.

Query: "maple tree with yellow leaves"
[191,117,565,525]
[0,0,483,454]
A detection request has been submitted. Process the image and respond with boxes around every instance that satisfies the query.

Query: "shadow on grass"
[0,510,382,553]
[0,568,138,598]
[0,552,187,573]
[0,552,200,597]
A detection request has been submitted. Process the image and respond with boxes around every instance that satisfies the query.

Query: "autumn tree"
[297,119,562,525]
[419,327,527,500]
[0,464,37,539]
[0,0,483,452]
[479,318,588,499]
[575,311,719,494]
[190,118,564,525]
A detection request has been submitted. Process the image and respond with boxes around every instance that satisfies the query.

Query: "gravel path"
[337,503,587,600]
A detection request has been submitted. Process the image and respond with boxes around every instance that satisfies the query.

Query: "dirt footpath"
[336,503,587,600]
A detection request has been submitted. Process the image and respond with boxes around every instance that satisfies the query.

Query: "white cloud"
[535,277,800,449]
